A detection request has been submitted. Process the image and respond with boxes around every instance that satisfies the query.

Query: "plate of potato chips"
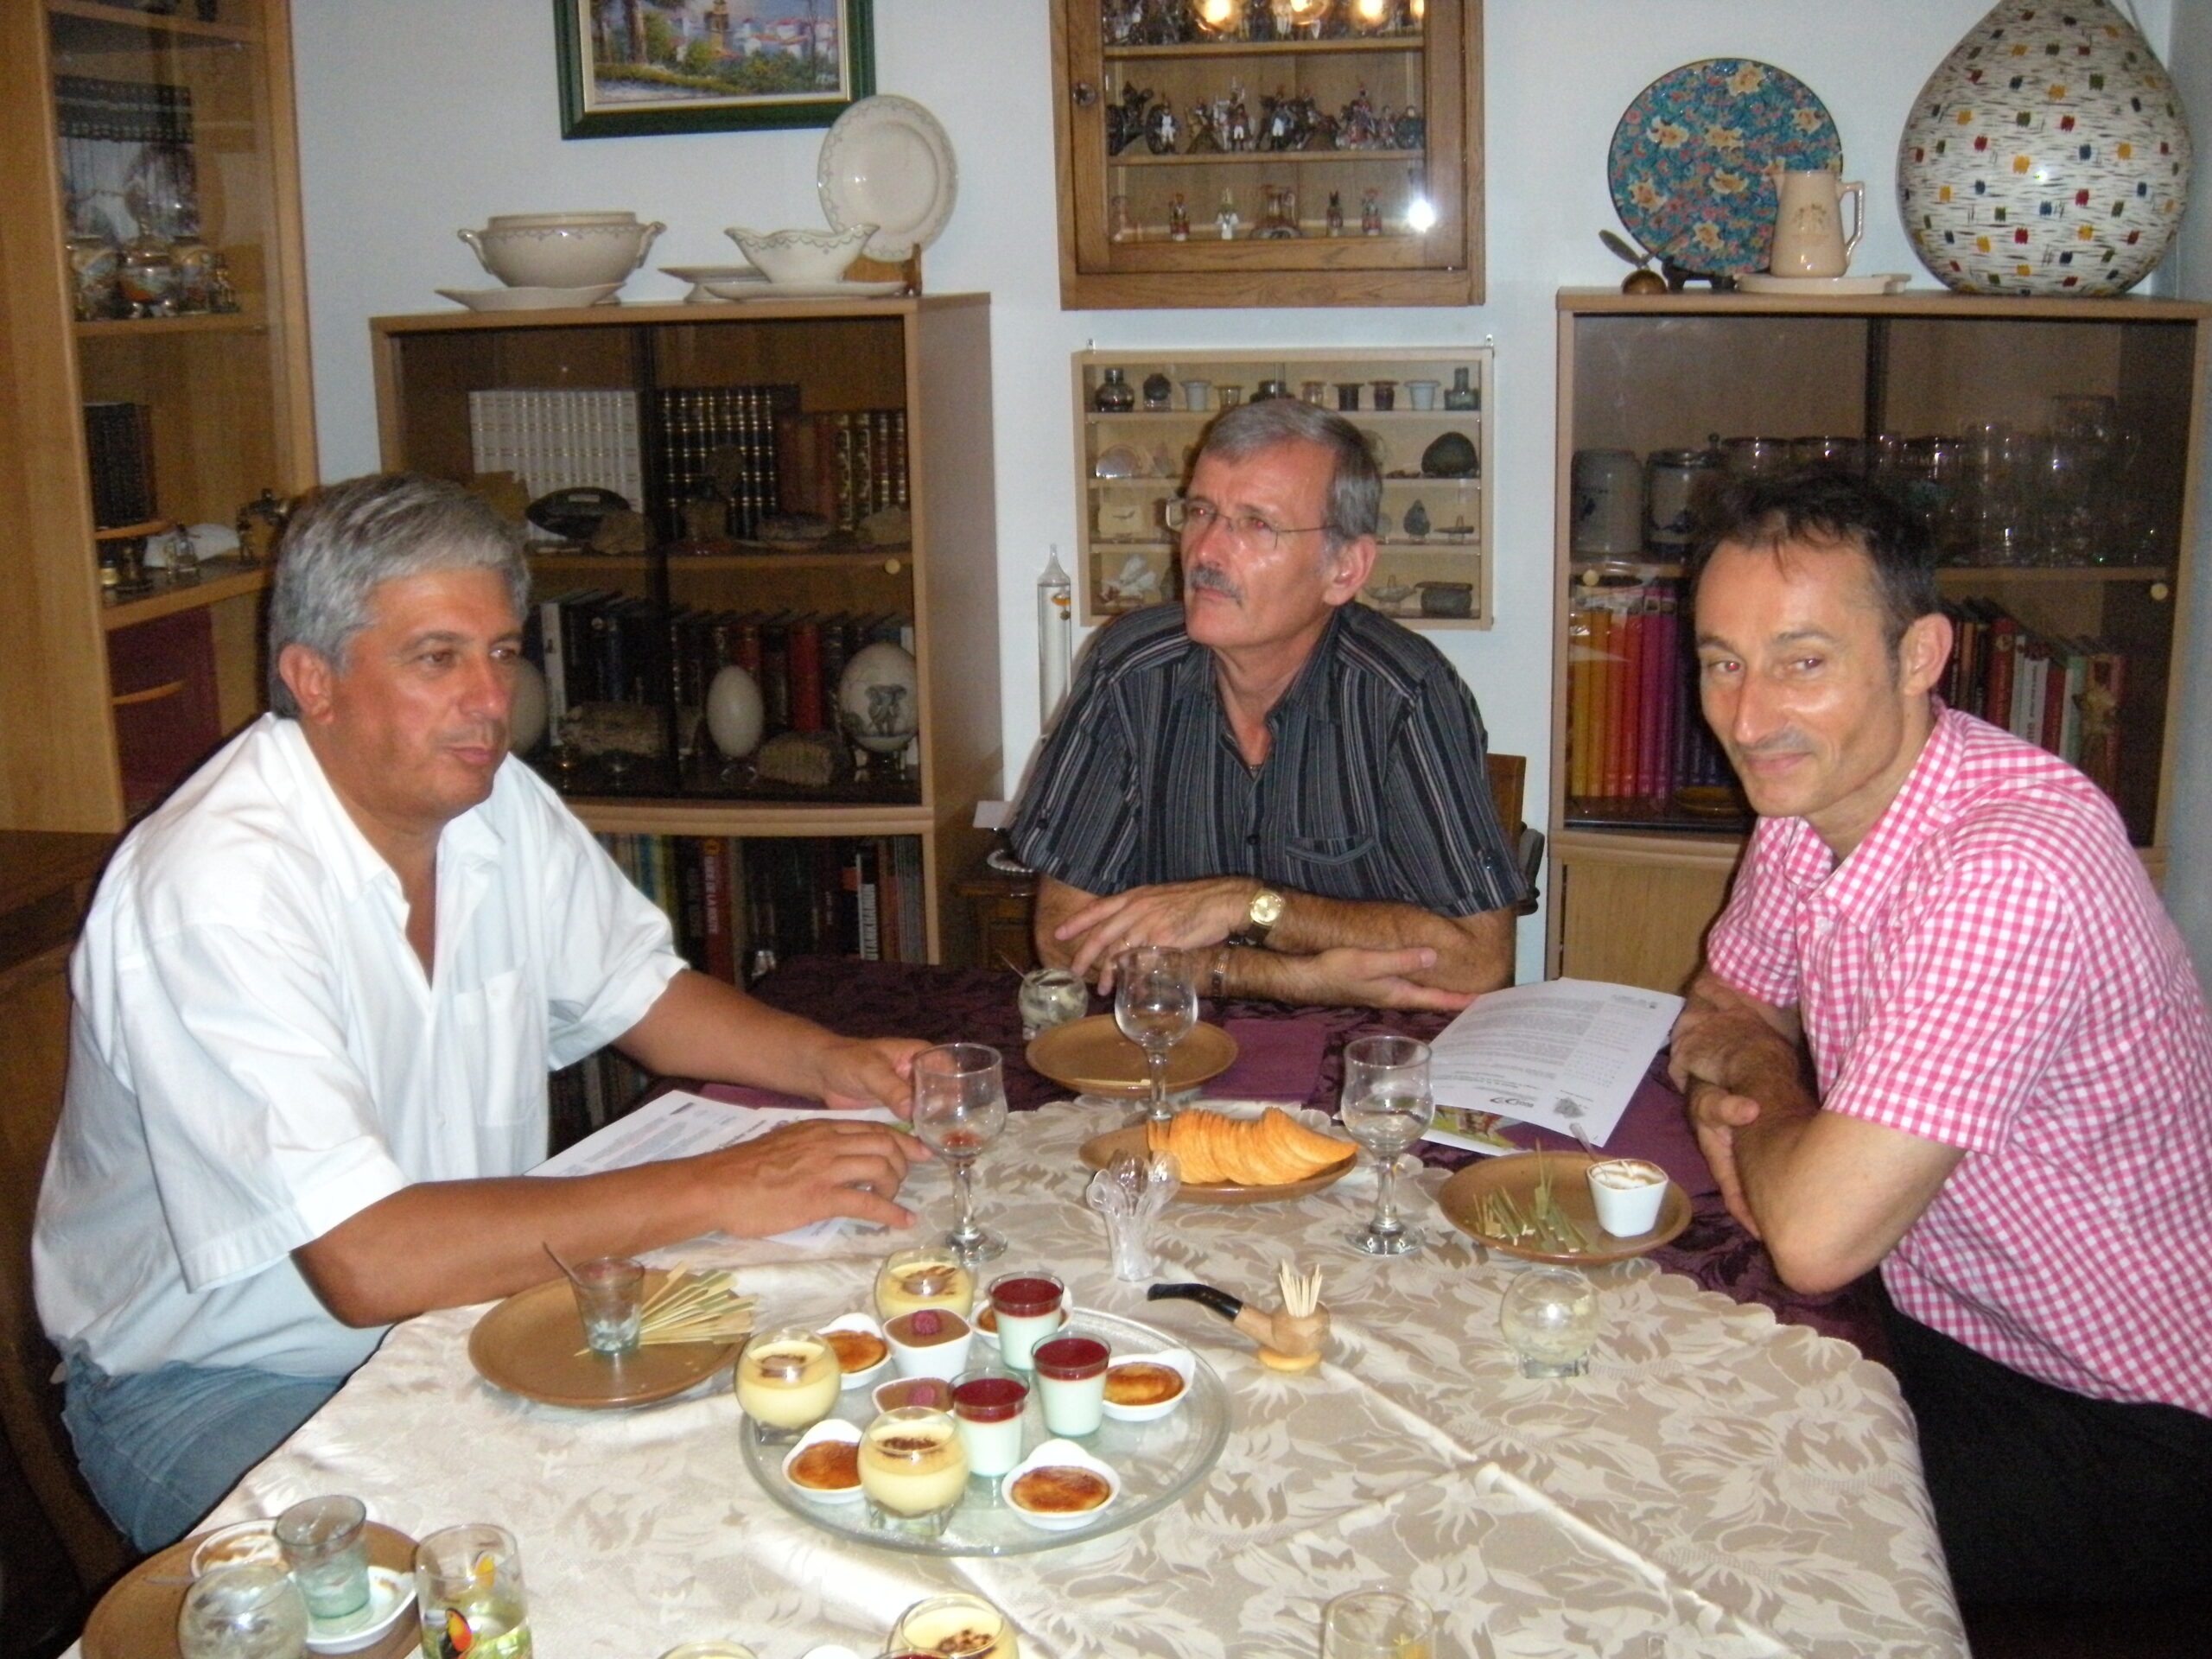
[1080,1105,1357,1206]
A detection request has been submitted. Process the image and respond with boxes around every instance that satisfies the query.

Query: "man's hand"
[1684,1080,1764,1236]
[694,1116,922,1233]
[1052,876,1257,986]
[1264,945,1476,1012]
[809,1036,931,1116]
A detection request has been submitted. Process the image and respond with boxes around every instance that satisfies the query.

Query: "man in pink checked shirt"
[1665,470,2212,1615]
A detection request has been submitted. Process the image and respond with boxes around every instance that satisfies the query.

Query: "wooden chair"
[0,833,130,1599]
[1484,752,1545,916]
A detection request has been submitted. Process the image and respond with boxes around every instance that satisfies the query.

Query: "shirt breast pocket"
[1283,832,1377,868]
[447,967,543,1151]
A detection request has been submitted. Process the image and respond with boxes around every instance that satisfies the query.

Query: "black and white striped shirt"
[1007,603,1524,917]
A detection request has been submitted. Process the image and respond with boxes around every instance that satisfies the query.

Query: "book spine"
[698,836,733,983]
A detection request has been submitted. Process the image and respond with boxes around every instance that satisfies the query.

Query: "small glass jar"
[1092,367,1136,414]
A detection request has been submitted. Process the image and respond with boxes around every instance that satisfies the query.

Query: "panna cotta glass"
[1031,1334,1110,1437]
[735,1327,840,1438]
[893,1592,1020,1659]
[950,1366,1029,1478]
[988,1273,1065,1370]
[875,1248,976,1323]
[1586,1158,1668,1236]
[858,1407,969,1535]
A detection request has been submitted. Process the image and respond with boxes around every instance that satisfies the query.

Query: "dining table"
[99,961,1966,1658]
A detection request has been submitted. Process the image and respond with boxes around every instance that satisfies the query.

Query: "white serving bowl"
[780,1418,864,1504]
[821,1311,891,1391]
[188,1518,281,1578]
[724,223,874,285]
[1001,1439,1121,1532]
[459,213,664,289]
[1099,1349,1195,1424]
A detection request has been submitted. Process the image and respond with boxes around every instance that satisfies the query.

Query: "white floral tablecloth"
[208,1104,1964,1658]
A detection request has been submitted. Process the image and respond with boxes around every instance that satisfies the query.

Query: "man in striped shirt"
[1007,398,1523,1009]
[1669,470,2212,1610]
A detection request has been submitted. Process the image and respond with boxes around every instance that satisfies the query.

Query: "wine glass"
[1319,1588,1435,1659]
[1113,944,1198,1123]
[911,1043,1009,1262]
[1338,1034,1435,1256]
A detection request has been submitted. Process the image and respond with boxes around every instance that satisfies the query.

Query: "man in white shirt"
[35,473,927,1549]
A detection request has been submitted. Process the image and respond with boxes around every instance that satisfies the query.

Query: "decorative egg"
[508,658,548,753]
[1896,0,2192,296]
[705,663,765,758]
[837,641,919,757]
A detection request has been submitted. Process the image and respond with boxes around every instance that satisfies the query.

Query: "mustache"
[1185,563,1243,601]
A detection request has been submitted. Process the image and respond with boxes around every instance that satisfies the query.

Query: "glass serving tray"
[741,1307,1230,1556]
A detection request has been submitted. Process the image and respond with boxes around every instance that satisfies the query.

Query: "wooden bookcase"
[1072,346,1491,626]
[1050,0,1483,308]
[369,295,1001,966]
[0,0,315,832]
[1548,289,2208,992]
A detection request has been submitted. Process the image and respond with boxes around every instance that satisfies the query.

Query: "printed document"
[1424,978,1682,1151]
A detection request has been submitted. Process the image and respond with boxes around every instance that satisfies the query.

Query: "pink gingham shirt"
[1708,707,2212,1414]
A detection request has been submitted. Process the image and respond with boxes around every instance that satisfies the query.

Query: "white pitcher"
[1767,168,1865,278]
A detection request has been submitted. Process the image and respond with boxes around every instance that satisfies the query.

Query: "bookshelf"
[369,295,1001,967]
[1548,289,2209,993]
[0,0,315,831]
[1072,346,1491,626]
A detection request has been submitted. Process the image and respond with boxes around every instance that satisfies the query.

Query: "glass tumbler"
[274,1492,371,1621]
[1500,1265,1599,1378]
[1319,1589,1435,1659]
[176,1562,310,1659]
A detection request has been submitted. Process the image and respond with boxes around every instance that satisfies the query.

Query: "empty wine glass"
[1113,944,1198,1123]
[1338,1034,1435,1256]
[912,1043,1009,1262]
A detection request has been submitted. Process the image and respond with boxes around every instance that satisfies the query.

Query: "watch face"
[1250,890,1286,927]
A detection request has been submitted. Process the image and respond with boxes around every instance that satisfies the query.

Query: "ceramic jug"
[1767,168,1865,278]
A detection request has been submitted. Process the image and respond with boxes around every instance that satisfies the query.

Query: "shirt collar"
[1764,700,1963,912]
[266,715,508,899]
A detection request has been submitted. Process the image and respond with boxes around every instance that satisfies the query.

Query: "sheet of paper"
[531,1089,900,1244]
[1424,978,1683,1149]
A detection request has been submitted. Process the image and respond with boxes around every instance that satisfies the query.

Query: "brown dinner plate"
[468,1272,738,1408]
[1437,1150,1692,1266]
[1078,1122,1357,1207]
[1027,1014,1237,1099]
[84,1521,418,1659]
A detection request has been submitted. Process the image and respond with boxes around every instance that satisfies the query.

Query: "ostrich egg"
[705,663,766,758]
[508,657,548,753]
[837,641,919,756]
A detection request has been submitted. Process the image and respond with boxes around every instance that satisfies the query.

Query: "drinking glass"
[1319,1589,1435,1659]
[175,1563,309,1659]
[1338,1034,1435,1256]
[1500,1265,1600,1377]
[912,1043,1009,1262]
[414,1523,530,1658]
[569,1255,645,1355]
[274,1492,370,1621]
[1112,945,1198,1123]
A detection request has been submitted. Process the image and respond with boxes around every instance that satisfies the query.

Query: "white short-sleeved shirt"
[34,715,684,1378]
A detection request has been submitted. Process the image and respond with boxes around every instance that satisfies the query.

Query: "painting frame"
[555,0,875,139]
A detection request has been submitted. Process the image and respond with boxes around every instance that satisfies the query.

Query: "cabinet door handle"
[1072,81,1097,107]
[111,679,186,709]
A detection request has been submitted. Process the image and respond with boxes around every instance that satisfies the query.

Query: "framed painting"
[556,0,875,138]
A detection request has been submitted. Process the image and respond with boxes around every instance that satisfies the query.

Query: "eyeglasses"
[1162,497,1329,554]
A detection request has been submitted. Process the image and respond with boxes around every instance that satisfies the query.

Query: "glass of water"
[1338,1034,1435,1256]
[176,1562,309,1659]
[1113,944,1198,1123]
[415,1523,531,1659]
[1500,1265,1600,1377]
[274,1492,370,1621]
[569,1255,645,1355]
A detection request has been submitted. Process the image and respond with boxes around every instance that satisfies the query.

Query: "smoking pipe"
[1148,1273,1329,1373]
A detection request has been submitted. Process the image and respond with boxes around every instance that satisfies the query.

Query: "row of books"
[653,384,798,540]
[774,409,912,531]
[1941,600,2125,795]
[548,1048,652,1155]
[82,401,157,529]
[531,589,913,735]
[1564,582,1732,812]
[600,832,930,983]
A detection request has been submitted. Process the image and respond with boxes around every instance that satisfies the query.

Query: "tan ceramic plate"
[1027,1014,1237,1099]
[1437,1150,1692,1266]
[468,1273,738,1408]
[1077,1123,1356,1207]
[83,1522,418,1659]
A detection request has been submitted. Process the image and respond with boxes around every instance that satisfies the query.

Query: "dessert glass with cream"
[987,1273,1065,1370]
[893,1592,1020,1659]
[735,1327,840,1439]
[874,1248,976,1323]
[1031,1334,1111,1437]
[858,1407,970,1536]
[1586,1158,1668,1236]
[950,1365,1029,1478]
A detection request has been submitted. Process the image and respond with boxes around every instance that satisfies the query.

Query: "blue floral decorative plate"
[1608,59,1842,277]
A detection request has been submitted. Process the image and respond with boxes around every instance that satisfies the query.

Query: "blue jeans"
[62,1353,346,1552]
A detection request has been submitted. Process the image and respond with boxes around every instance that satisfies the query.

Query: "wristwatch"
[1238,887,1287,949]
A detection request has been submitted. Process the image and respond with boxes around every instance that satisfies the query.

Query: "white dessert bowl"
[304,1566,415,1655]
[188,1518,283,1578]
[1099,1349,1194,1424]
[458,213,664,289]
[780,1418,865,1505]
[1001,1439,1121,1533]
[883,1307,974,1382]
[1587,1158,1669,1236]
[724,223,874,285]
[821,1312,892,1391]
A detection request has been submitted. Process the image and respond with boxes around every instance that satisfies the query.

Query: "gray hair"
[1191,396,1382,559]
[267,474,530,716]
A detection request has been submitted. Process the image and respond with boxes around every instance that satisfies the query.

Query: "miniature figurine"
[1216,188,1242,240]
[1395,105,1425,149]
[1255,184,1300,238]
[1361,187,1382,236]
[1225,84,1252,150]
[1147,102,1179,155]
[1185,104,1220,153]
[1325,190,1345,237]
[1168,192,1192,241]
[1107,83,1155,156]
[1102,550,1165,606]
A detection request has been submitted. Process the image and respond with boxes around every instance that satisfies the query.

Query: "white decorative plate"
[702,278,906,302]
[1735,272,1910,296]
[817,94,957,263]
[435,283,622,310]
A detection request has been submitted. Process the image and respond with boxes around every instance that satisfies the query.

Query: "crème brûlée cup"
[858,1406,970,1528]
[1586,1157,1668,1236]
[735,1327,841,1434]
[874,1248,976,1323]
[894,1592,1020,1659]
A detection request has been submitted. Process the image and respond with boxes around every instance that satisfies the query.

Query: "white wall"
[292,0,2183,982]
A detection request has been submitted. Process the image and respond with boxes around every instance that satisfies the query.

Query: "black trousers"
[1882,1302,2212,1606]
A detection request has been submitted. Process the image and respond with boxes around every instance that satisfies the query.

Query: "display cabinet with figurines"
[1073,346,1491,626]
[1052,0,1483,308]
